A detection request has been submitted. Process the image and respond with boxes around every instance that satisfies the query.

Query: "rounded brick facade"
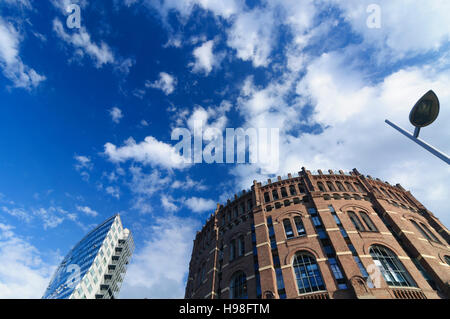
[185,168,450,299]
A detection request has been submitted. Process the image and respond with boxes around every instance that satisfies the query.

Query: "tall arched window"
[380,188,389,197]
[317,182,326,192]
[294,216,306,236]
[348,211,366,232]
[354,183,364,192]
[360,212,378,232]
[419,222,442,244]
[281,187,288,198]
[230,272,248,299]
[326,182,336,192]
[293,252,325,294]
[444,256,450,266]
[298,183,306,193]
[283,219,294,239]
[230,239,236,261]
[345,182,355,192]
[369,245,416,287]
[336,182,346,192]
[289,185,297,196]
[238,236,245,256]
[410,220,432,241]
[272,190,279,200]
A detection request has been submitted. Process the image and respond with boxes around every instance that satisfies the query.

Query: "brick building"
[185,168,450,299]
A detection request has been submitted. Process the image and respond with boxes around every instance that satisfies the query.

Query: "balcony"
[297,291,330,300]
[100,284,109,291]
[391,288,426,299]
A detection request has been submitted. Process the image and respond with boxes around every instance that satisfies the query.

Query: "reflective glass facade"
[42,214,131,299]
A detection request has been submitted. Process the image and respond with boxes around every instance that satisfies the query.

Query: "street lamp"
[385,90,449,165]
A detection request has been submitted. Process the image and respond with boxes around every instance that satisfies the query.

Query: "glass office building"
[42,214,134,299]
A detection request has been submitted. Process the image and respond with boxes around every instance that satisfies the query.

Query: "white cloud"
[327,0,450,60]
[145,0,242,22]
[119,215,200,298]
[171,176,207,191]
[128,167,172,197]
[76,205,99,217]
[1,206,32,223]
[190,40,223,75]
[109,107,123,124]
[160,195,179,212]
[53,18,115,68]
[51,0,88,12]
[3,0,31,9]
[104,136,189,170]
[146,72,177,95]
[115,57,135,75]
[226,8,275,68]
[185,197,216,213]
[32,207,65,230]
[74,155,93,171]
[0,18,46,89]
[0,223,55,298]
[105,186,120,199]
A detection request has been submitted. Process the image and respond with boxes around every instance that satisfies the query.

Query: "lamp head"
[409,90,440,128]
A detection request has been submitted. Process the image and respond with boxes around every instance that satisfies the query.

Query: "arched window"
[317,182,326,192]
[348,211,366,232]
[411,220,442,243]
[360,212,378,232]
[264,192,270,203]
[336,182,346,192]
[410,220,432,241]
[354,183,364,192]
[388,190,397,200]
[444,256,450,266]
[326,182,336,192]
[293,252,325,294]
[289,185,297,196]
[343,193,351,200]
[230,272,248,299]
[230,239,236,261]
[372,186,381,195]
[380,188,389,197]
[298,184,306,194]
[369,245,416,287]
[419,222,441,243]
[333,193,341,200]
[281,187,288,198]
[283,219,294,239]
[294,216,306,236]
[345,182,355,192]
[238,236,245,256]
[272,190,279,200]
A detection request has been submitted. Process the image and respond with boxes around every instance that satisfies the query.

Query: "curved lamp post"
[385,90,449,165]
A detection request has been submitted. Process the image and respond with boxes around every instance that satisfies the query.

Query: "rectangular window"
[230,240,236,261]
[283,219,294,239]
[294,217,306,236]
[312,216,322,227]
[247,200,253,211]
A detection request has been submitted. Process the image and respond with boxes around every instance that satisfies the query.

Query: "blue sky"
[0,0,449,298]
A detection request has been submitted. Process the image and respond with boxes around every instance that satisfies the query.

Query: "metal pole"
[385,119,450,165]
